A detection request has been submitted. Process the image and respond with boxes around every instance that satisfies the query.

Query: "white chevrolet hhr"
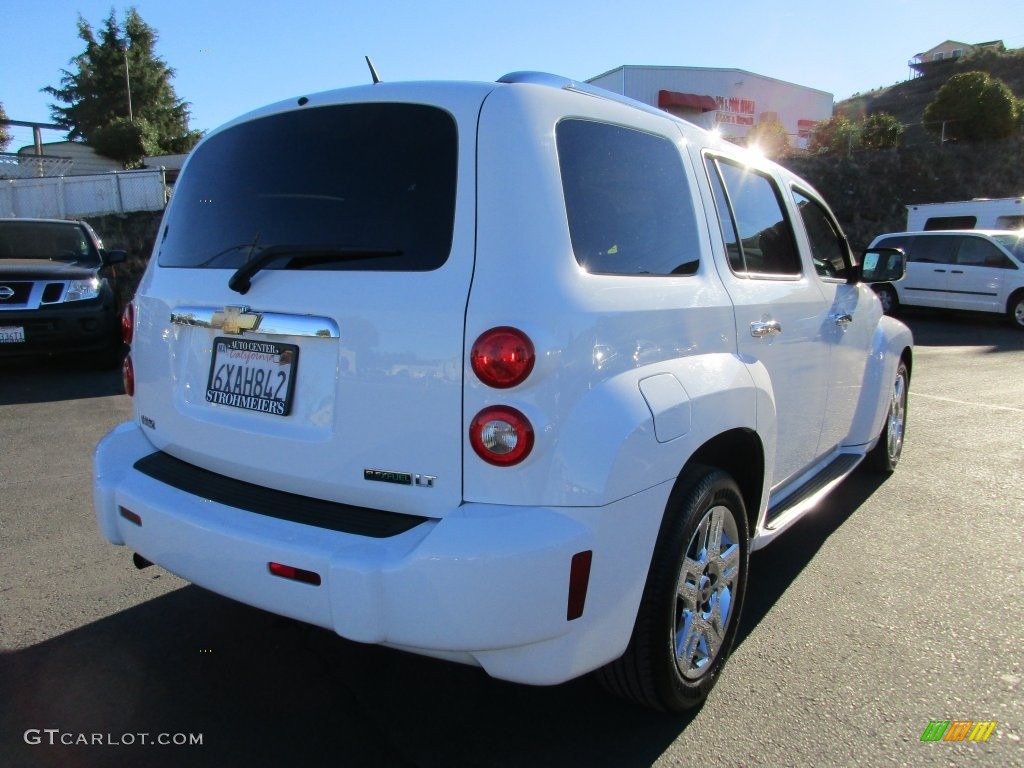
[94,72,913,712]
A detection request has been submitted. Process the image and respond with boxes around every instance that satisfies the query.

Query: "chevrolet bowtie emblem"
[211,306,262,335]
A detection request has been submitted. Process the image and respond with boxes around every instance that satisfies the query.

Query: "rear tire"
[597,465,749,712]
[868,359,909,473]
[1008,292,1024,330]
[874,283,899,315]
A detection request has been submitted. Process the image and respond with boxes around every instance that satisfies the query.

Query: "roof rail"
[497,70,683,124]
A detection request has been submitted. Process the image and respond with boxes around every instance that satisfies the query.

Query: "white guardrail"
[1,168,168,218]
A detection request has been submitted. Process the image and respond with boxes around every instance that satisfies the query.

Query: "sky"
[2,0,1020,151]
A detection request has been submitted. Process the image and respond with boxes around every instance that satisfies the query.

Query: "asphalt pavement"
[1,307,1021,768]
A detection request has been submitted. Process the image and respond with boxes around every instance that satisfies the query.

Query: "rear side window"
[159,103,457,271]
[557,119,700,276]
[705,156,801,277]
[992,233,1024,263]
[958,236,1015,268]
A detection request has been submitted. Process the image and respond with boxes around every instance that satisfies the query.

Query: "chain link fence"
[0,153,75,178]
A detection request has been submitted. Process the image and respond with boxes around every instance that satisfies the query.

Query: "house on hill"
[909,39,1005,76]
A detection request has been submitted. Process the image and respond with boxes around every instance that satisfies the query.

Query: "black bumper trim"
[133,451,428,539]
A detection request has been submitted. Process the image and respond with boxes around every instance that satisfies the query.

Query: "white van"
[94,72,912,711]
[868,229,1024,328]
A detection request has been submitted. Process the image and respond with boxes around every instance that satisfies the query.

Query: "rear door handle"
[951,270,964,274]
[750,320,782,338]
[933,268,947,273]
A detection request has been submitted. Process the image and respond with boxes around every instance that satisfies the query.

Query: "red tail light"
[469,405,534,466]
[121,302,134,345]
[471,327,535,388]
[268,562,322,586]
[122,354,135,396]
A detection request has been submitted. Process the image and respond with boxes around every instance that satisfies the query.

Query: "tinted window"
[908,236,957,264]
[995,215,1024,230]
[557,120,700,276]
[958,236,1014,268]
[705,158,744,273]
[793,188,850,280]
[875,235,911,252]
[0,221,99,265]
[707,157,801,276]
[159,103,457,271]
[924,215,976,231]
[992,233,1024,263]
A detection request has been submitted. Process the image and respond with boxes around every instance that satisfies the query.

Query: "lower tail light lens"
[121,301,134,345]
[469,406,534,466]
[122,354,135,396]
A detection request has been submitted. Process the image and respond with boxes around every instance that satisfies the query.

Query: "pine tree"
[0,102,12,152]
[43,8,201,166]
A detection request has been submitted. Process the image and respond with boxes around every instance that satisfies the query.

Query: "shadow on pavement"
[1,584,692,768]
[738,466,888,645]
[0,357,124,406]
[0,469,897,768]
[897,307,1024,351]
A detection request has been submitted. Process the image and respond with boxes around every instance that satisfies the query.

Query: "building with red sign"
[587,65,832,150]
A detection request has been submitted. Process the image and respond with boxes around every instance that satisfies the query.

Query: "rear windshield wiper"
[228,245,403,294]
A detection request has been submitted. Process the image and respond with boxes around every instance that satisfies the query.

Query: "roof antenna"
[365,56,381,84]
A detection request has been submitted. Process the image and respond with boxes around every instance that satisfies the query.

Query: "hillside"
[781,47,1024,250]
[835,47,1024,127]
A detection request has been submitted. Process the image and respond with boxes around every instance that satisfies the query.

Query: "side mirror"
[858,247,906,283]
[103,249,128,265]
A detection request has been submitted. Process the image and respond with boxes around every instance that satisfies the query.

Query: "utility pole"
[121,41,133,122]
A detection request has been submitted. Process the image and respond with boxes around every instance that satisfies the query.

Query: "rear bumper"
[94,421,668,684]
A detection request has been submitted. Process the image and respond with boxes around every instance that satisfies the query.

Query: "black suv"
[0,218,126,363]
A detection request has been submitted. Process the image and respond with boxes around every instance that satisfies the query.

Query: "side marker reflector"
[119,506,142,526]
[268,562,322,586]
[567,550,593,621]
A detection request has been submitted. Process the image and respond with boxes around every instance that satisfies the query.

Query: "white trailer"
[906,197,1024,231]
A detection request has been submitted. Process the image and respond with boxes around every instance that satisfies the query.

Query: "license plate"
[206,337,298,416]
[0,326,26,343]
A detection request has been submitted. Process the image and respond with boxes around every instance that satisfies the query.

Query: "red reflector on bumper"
[567,550,593,621]
[268,562,322,586]
[119,506,142,526]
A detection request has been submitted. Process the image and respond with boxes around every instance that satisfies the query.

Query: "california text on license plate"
[206,337,298,416]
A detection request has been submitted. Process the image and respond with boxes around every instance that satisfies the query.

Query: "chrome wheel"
[596,465,749,711]
[674,504,741,680]
[875,284,897,315]
[868,359,909,473]
[885,365,907,462]
[1011,295,1024,329]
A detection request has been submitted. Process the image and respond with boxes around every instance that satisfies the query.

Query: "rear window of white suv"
[158,103,458,272]
[557,119,700,276]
